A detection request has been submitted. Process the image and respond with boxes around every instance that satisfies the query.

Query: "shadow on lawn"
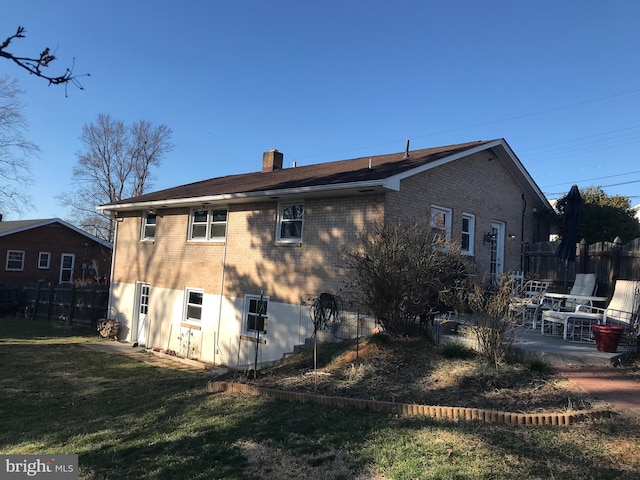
[1,318,637,479]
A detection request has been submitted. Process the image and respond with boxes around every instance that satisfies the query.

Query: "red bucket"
[592,325,624,353]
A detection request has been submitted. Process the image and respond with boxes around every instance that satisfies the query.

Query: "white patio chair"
[540,279,640,342]
[540,273,598,313]
[510,279,549,328]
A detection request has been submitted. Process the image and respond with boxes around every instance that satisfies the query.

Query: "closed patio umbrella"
[556,184,583,288]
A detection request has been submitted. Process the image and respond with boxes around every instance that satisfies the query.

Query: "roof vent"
[404,139,410,158]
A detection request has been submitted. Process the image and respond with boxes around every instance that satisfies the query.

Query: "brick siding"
[0,224,112,286]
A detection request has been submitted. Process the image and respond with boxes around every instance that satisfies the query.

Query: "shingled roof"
[0,218,112,248]
[99,139,552,212]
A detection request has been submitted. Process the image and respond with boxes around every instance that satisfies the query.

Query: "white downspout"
[214,231,229,365]
[106,216,119,320]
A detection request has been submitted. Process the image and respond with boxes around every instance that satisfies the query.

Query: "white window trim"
[38,252,51,269]
[59,253,75,284]
[140,212,157,241]
[275,202,304,243]
[183,287,204,325]
[243,293,269,335]
[187,208,228,242]
[461,212,475,256]
[6,250,25,271]
[430,205,452,242]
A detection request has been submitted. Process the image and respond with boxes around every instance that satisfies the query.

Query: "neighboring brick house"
[98,138,553,367]
[0,218,113,287]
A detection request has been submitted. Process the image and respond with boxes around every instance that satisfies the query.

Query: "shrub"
[341,220,469,337]
[465,275,517,365]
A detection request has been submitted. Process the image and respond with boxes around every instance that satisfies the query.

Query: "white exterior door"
[59,253,75,283]
[489,222,505,283]
[133,282,150,346]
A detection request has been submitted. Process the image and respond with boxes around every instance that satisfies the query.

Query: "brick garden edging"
[207,381,615,426]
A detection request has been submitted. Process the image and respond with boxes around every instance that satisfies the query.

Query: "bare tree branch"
[0,76,36,216]
[0,26,88,93]
[59,114,174,241]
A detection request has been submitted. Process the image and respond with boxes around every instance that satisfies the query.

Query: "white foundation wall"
[108,281,315,367]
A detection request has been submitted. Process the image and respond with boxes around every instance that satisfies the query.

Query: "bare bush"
[341,220,469,337]
[466,275,518,365]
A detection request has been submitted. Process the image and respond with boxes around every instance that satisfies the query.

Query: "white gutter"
[96,178,396,212]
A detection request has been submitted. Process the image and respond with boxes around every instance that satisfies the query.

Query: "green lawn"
[0,317,639,479]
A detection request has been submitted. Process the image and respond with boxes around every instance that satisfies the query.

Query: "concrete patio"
[511,327,631,366]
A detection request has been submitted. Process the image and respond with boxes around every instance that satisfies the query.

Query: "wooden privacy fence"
[524,237,640,297]
[0,285,19,314]
[20,283,109,328]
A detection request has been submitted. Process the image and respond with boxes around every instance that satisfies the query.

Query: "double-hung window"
[141,212,156,241]
[276,203,303,242]
[183,288,204,324]
[244,294,269,334]
[38,252,51,269]
[189,208,227,241]
[461,213,475,256]
[6,250,25,271]
[430,205,452,243]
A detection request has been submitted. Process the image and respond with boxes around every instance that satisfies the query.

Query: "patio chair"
[540,273,598,313]
[540,279,640,342]
[509,279,549,328]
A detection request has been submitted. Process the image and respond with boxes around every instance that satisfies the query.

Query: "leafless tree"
[0,76,37,216]
[59,114,173,241]
[0,26,87,92]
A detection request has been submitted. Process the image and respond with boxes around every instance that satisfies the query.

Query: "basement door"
[489,222,505,284]
[132,282,150,346]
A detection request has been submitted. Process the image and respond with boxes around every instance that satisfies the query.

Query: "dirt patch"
[220,335,609,414]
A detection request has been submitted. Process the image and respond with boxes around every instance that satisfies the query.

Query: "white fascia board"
[384,138,553,212]
[385,141,501,184]
[97,179,395,212]
[54,219,114,249]
[0,218,112,249]
[0,219,55,237]
[493,140,554,211]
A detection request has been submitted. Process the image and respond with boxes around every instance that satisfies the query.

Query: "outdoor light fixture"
[508,233,516,240]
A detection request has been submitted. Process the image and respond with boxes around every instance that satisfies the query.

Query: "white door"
[489,222,505,284]
[133,282,150,346]
[59,253,75,283]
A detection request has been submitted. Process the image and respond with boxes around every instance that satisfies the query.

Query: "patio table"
[543,293,608,308]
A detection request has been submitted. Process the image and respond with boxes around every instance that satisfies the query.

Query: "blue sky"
[3,0,640,221]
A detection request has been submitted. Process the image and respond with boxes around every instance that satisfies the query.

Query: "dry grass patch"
[237,440,389,480]
[227,335,604,413]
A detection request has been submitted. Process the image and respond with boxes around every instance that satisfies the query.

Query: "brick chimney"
[262,149,283,172]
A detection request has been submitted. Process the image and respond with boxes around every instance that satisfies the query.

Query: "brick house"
[0,218,113,286]
[98,139,553,367]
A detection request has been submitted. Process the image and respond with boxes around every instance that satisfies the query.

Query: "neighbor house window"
[244,294,269,334]
[141,212,157,241]
[430,205,451,243]
[6,250,25,271]
[276,203,303,242]
[188,208,227,241]
[461,213,475,256]
[38,252,51,269]
[59,253,75,283]
[183,288,204,323]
